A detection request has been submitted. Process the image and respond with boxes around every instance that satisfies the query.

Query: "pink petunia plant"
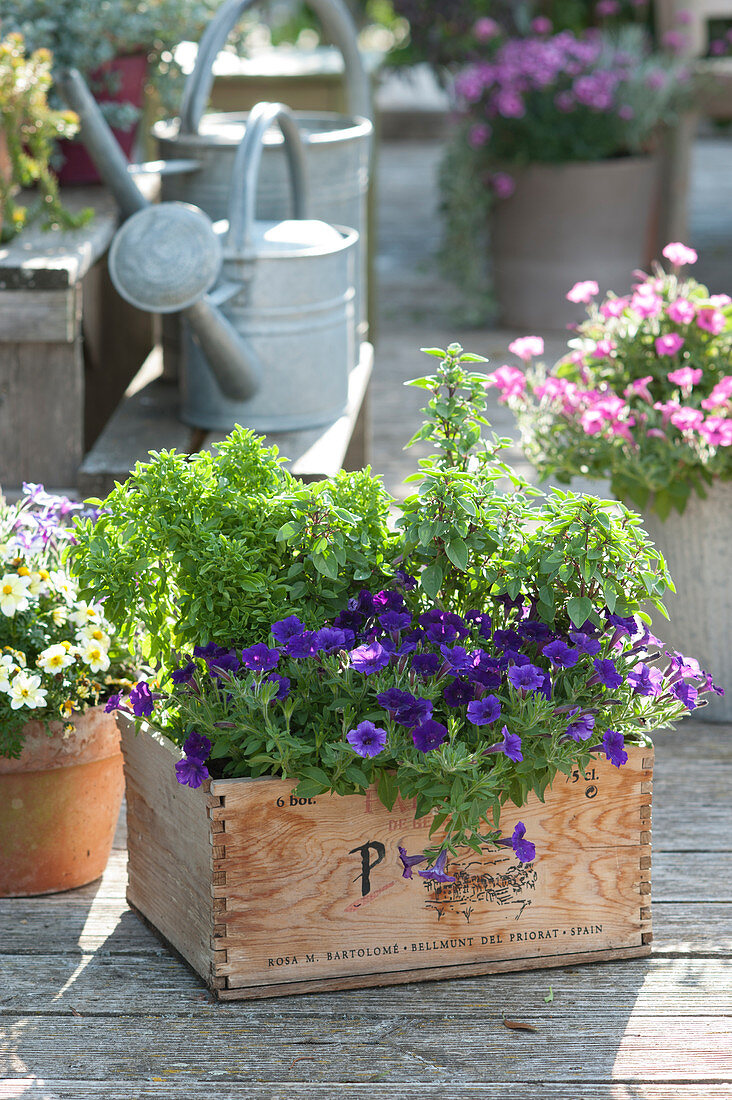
[489,247,732,518]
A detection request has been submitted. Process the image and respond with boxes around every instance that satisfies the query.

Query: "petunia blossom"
[418,850,455,883]
[497,821,536,864]
[466,694,501,726]
[697,308,726,336]
[346,720,388,758]
[349,641,390,675]
[508,336,544,362]
[412,719,449,753]
[397,845,427,879]
[566,280,599,304]
[602,728,628,768]
[655,333,685,357]
[662,242,698,267]
[666,298,696,325]
[542,640,579,668]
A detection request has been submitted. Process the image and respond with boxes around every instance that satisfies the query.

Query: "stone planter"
[491,156,660,330]
[0,706,124,896]
[639,479,732,722]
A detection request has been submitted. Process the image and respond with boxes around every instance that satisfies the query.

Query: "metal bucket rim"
[222,222,358,262]
[152,111,372,147]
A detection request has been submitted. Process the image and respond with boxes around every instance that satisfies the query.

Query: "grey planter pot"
[640,479,732,723]
[491,156,660,330]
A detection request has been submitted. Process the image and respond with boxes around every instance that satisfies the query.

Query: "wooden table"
[0,188,154,491]
[0,721,730,1097]
[77,342,373,498]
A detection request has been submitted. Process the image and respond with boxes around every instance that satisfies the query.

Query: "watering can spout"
[56,67,262,404]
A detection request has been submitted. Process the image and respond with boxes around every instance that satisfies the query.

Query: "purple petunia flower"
[423,620,458,645]
[666,651,703,679]
[606,613,640,637]
[129,681,154,718]
[241,644,279,672]
[270,615,306,643]
[193,642,220,660]
[396,628,424,655]
[627,662,664,697]
[593,658,624,690]
[175,756,209,789]
[418,850,455,883]
[285,630,318,659]
[518,619,553,645]
[466,695,501,726]
[443,678,475,707]
[378,610,412,633]
[104,693,122,713]
[542,640,579,668]
[498,726,523,762]
[377,688,432,727]
[439,645,473,674]
[507,822,536,864]
[468,650,502,688]
[507,663,545,693]
[412,719,449,753]
[171,660,196,685]
[412,652,441,679]
[209,650,240,679]
[397,845,427,879]
[393,569,417,590]
[314,627,354,654]
[350,641,391,674]
[265,672,291,700]
[492,629,523,652]
[373,589,405,613]
[602,728,628,768]
[568,631,601,656]
[333,607,364,633]
[346,720,388,758]
[183,731,211,761]
[671,681,698,709]
[565,712,596,742]
[377,687,413,712]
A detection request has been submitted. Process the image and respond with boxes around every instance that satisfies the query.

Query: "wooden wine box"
[120,717,653,1001]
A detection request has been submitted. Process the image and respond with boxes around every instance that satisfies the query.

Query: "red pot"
[56,52,148,186]
[0,707,124,897]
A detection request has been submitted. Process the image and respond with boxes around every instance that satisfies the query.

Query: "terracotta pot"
[0,706,124,896]
[55,53,148,186]
[638,479,732,723]
[491,156,661,330]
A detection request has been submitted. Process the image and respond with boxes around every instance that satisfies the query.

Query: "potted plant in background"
[487,243,731,718]
[0,32,89,240]
[69,343,718,998]
[439,22,686,327]
[0,0,217,185]
[0,485,130,896]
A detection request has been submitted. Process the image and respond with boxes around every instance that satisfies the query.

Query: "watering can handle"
[226,101,307,255]
[179,0,371,134]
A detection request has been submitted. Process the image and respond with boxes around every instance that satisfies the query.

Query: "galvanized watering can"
[59,70,358,432]
[153,0,372,339]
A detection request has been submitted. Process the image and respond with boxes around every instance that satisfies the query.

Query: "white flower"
[49,571,77,603]
[0,573,32,617]
[78,624,112,651]
[52,606,68,627]
[79,640,110,673]
[27,571,49,597]
[0,653,18,693]
[69,600,103,628]
[9,671,47,710]
[37,644,76,674]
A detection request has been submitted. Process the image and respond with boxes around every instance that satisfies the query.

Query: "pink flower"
[591,339,617,358]
[631,286,663,319]
[624,376,654,403]
[701,376,732,410]
[669,407,704,432]
[697,308,726,335]
[655,333,685,356]
[662,242,698,267]
[700,417,732,446]
[654,399,680,425]
[566,280,599,304]
[709,294,731,308]
[531,16,553,33]
[468,123,492,148]
[473,17,500,42]
[600,297,627,319]
[491,172,516,198]
[646,428,666,439]
[580,409,605,435]
[666,298,696,325]
[485,365,526,401]
[667,366,702,395]
[508,336,544,362]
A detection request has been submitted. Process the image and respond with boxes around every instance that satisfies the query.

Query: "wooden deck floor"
[1,724,730,1097]
[2,136,732,1097]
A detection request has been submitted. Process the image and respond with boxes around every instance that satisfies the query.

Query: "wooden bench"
[77,341,373,498]
[0,187,155,491]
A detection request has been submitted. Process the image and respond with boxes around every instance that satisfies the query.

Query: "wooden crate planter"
[121,718,653,1000]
